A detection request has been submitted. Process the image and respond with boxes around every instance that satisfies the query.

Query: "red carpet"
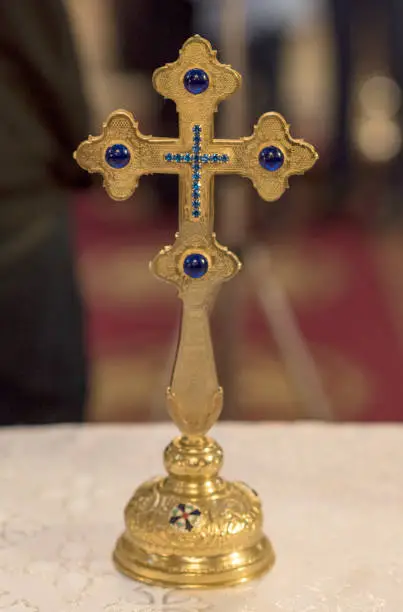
[74,190,403,422]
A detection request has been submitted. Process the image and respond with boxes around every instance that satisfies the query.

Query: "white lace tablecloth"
[0,423,402,611]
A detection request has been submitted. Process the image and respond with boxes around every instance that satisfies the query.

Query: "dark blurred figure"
[329,0,403,221]
[249,30,282,119]
[114,0,194,212]
[0,1,91,424]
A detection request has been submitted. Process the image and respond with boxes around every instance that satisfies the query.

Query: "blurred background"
[2,0,403,424]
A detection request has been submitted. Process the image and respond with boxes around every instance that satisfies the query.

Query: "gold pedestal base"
[113,436,275,588]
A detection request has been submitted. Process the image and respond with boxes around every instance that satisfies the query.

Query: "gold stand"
[74,35,317,588]
[114,436,274,587]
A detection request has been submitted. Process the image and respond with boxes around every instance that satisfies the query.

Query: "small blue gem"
[192,200,201,208]
[193,125,202,133]
[200,154,209,163]
[259,146,284,171]
[193,163,200,171]
[184,253,208,277]
[192,194,200,203]
[174,154,182,162]
[192,180,200,189]
[221,154,229,162]
[165,153,173,162]
[193,134,201,144]
[184,69,209,95]
[192,145,199,153]
[193,171,201,180]
[193,189,201,198]
[211,153,219,163]
[183,153,192,163]
[191,210,201,219]
[105,144,130,169]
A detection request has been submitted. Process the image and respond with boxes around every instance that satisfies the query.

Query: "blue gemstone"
[193,163,200,171]
[211,153,219,163]
[193,125,202,133]
[183,153,192,163]
[192,180,200,188]
[200,154,209,163]
[165,153,173,162]
[184,253,208,277]
[221,154,229,162]
[192,195,200,204]
[193,189,200,198]
[259,146,284,171]
[184,69,209,95]
[191,210,201,219]
[105,144,130,169]
[193,134,201,144]
[173,154,182,162]
[192,200,201,208]
[193,171,201,180]
[192,145,200,153]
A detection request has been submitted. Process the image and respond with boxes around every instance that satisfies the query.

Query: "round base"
[114,533,275,588]
[112,466,275,589]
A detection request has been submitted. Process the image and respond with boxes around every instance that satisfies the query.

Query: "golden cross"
[74,36,318,435]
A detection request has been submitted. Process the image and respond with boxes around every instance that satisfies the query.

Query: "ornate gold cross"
[75,35,317,436]
[75,34,319,589]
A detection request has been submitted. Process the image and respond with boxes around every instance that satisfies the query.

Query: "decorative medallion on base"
[169,503,202,531]
[74,35,317,588]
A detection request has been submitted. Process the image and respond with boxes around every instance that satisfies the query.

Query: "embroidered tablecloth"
[0,423,402,611]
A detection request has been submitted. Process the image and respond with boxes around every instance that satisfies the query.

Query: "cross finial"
[74,36,318,434]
